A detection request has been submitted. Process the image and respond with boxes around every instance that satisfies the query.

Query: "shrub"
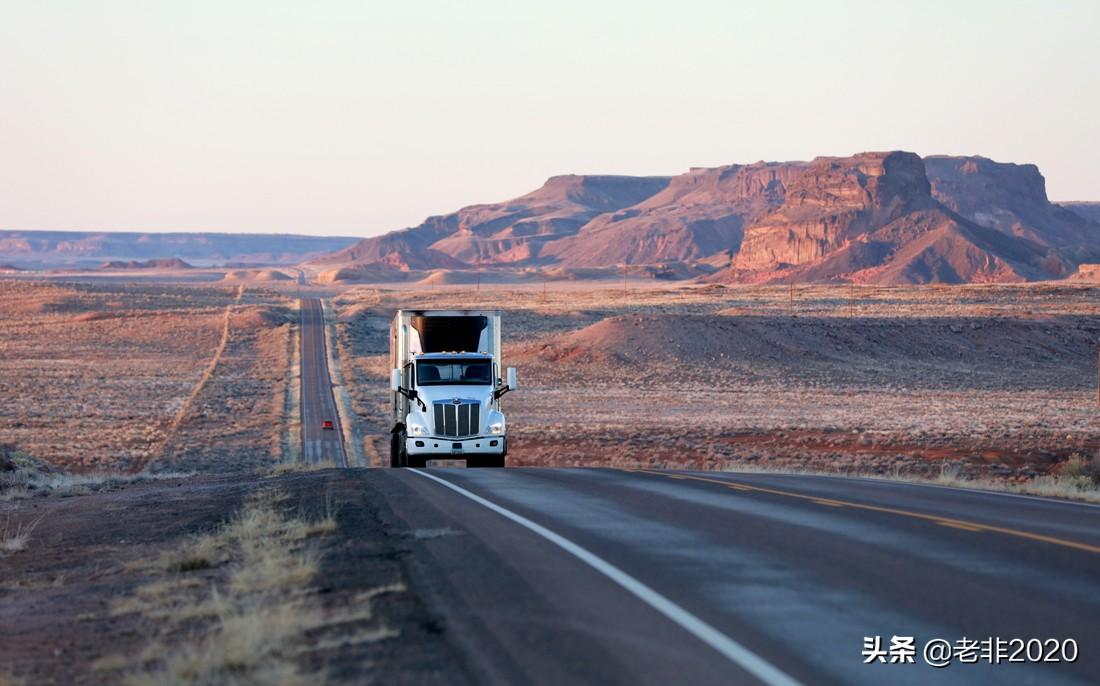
[0,444,21,472]
[1059,453,1100,489]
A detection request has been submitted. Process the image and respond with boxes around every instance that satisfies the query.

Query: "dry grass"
[2,471,196,501]
[265,460,339,477]
[105,489,396,685]
[0,516,40,556]
[1,447,194,501]
[1059,451,1100,485]
[281,304,303,464]
[930,454,1100,503]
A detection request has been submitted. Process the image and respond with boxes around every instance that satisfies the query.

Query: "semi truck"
[389,310,516,468]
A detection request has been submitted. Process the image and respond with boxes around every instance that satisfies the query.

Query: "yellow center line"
[938,521,983,532]
[637,470,1100,556]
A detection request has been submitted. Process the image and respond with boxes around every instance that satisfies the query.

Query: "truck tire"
[389,434,401,468]
[471,455,505,468]
[398,432,411,468]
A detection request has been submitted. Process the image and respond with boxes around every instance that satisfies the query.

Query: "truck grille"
[433,401,480,438]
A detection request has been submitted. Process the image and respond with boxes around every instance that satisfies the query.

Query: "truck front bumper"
[406,436,506,456]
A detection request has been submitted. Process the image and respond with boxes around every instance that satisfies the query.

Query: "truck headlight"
[489,422,503,435]
[407,421,428,436]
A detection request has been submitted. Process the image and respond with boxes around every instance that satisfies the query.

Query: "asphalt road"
[298,297,347,466]
[366,467,1100,686]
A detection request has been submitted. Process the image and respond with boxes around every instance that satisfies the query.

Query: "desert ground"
[3,277,1099,481]
[0,280,294,474]
[0,464,456,685]
[332,281,1100,480]
[5,276,1100,684]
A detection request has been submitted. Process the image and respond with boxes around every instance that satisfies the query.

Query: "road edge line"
[407,468,803,686]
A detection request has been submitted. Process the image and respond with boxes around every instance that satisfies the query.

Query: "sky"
[1,1,1097,237]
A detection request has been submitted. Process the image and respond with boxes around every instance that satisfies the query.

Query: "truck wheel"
[471,455,505,468]
[398,432,411,468]
[389,434,401,468]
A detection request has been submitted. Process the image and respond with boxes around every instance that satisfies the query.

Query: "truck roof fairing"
[395,309,502,317]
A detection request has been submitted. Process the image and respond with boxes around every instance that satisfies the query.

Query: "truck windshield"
[417,359,492,386]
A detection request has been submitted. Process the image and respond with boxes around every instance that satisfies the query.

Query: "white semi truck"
[389,310,516,468]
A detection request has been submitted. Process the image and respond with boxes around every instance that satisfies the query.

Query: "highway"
[361,467,1100,686]
[291,302,1098,683]
[298,297,348,466]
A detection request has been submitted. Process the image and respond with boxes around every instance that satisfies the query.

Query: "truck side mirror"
[390,369,401,392]
[506,367,517,390]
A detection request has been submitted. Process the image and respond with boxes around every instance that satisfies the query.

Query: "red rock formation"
[312,175,670,268]
[312,151,1099,284]
[925,156,1096,248]
[714,152,1063,284]
[539,162,805,266]
[1063,202,1100,224]
[732,152,936,271]
[98,258,193,270]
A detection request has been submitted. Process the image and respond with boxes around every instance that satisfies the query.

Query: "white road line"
[408,469,803,686]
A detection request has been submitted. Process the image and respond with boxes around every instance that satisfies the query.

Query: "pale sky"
[1,1,1097,237]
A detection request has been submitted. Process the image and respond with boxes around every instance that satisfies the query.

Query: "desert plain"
[4,275,1100,684]
[3,278,1099,482]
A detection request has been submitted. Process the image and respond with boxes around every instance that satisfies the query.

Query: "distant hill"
[0,231,359,269]
[925,157,1097,248]
[222,269,294,282]
[308,175,672,268]
[312,152,1100,285]
[715,152,1062,284]
[539,163,806,266]
[98,258,193,270]
[1063,202,1100,225]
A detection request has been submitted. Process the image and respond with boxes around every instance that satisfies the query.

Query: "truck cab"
[389,311,516,467]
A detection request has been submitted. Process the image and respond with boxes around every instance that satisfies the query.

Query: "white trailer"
[389,310,516,468]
